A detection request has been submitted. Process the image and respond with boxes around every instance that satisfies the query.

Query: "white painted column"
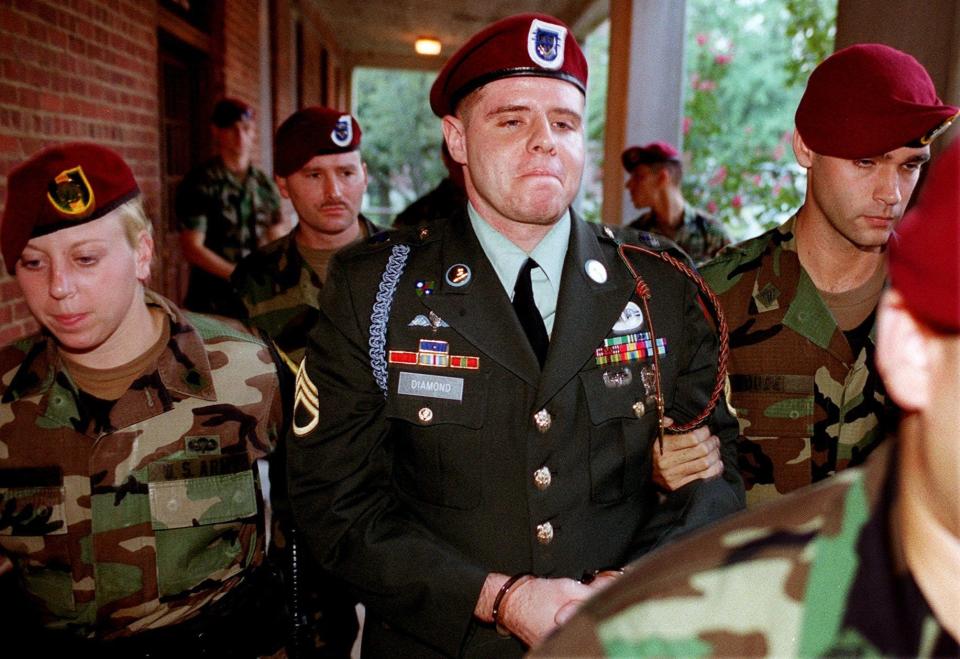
[603,0,687,225]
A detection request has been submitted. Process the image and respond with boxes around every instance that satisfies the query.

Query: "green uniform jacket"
[176,157,282,316]
[0,292,285,639]
[701,216,891,506]
[533,441,958,657]
[231,215,382,369]
[629,203,731,265]
[288,208,744,657]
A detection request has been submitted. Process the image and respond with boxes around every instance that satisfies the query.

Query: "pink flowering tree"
[681,0,836,240]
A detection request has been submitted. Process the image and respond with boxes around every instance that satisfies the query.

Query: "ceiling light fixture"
[415,37,442,56]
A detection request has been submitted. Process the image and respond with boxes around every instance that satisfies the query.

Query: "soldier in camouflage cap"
[177,97,289,318]
[533,136,960,658]
[232,106,383,370]
[0,143,289,655]
[700,43,959,506]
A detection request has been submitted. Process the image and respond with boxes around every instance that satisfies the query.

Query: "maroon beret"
[430,13,588,117]
[796,43,959,159]
[622,141,681,172]
[1,142,140,274]
[274,107,362,177]
[888,137,960,334]
[211,97,254,128]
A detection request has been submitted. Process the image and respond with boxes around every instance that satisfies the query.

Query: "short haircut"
[649,160,683,186]
[116,196,154,248]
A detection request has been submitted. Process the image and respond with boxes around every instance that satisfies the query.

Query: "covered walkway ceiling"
[310,0,607,70]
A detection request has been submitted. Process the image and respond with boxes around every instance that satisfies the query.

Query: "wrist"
[493,573,533,637]
[475,573,509,623]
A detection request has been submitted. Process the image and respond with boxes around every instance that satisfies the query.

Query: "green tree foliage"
[580,21,610,223]
[683,0,836,239]
[352,2,835,232]
[353,68,448,224]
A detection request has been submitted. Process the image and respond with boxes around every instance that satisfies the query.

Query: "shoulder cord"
[615,242,730,449]
[369,244,411,397]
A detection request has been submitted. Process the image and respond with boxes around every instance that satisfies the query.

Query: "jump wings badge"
[527,19,566,70]
[331,114,353,147]
[47,166,95,218]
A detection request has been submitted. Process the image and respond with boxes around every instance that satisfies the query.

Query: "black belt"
[729,373,813,394]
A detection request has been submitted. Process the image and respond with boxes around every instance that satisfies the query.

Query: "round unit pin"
[445,264,471,287]
[585,259,607,284]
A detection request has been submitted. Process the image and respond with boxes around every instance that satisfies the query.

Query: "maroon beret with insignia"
[888,137,960,334]
[430,13,588,118]
[622,141,681,172]
[1,142,140,274]
[211,97,255,128]
[274,106,363,177]
[796,43,959,159]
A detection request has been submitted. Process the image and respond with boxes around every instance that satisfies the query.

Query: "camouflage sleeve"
[262,173,282,224]
[257,337,289,456]
[174,168,210,233]
[286,252,488,656]
[228,256,256,320]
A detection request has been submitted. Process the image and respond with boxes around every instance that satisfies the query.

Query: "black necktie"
[512,258,549,368]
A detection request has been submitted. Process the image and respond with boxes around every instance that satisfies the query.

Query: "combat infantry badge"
[47,166,95,218]
[527,19,566,70]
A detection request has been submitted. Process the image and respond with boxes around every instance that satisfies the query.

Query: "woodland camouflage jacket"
[0,292,284,639]
[231,215,382,369]
[533,442,958,657]
[700,216,893,506]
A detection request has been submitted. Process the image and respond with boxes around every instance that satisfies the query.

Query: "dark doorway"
[157,31,211,304]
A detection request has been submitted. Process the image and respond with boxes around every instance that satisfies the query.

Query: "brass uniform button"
[533,466,552,491]
[632,400,645,418]
[533,409,552,433]
[418,407,434,423]
[536,522,554,545]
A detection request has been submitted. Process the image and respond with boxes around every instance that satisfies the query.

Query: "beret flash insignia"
[918,109,960,145]
[331,114,353,148]
[47,166,95,218]
[528,19,566,70]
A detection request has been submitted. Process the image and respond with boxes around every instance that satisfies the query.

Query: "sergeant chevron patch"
[292,358,320,437]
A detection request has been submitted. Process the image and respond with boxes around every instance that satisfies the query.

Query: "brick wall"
[223,0,266,165]
[0,0,351,345]
[0,0,160,344]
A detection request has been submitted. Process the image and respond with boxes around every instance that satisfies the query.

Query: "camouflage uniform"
[629,203,730,265]
[176,157,282,317]
[231,214,382,368]
[701,215,890,506]
[0,291,285,642]
[532,442,958,657]
[231,217,383,657]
